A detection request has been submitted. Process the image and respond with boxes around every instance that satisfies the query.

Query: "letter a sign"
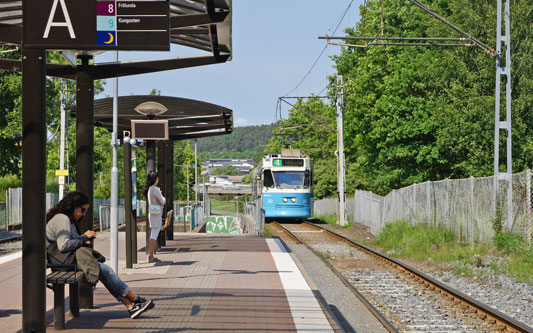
[42,0,76,39]
[24,0,92,49]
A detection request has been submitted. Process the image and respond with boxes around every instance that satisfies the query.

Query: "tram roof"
[68,95,233,141]
[0,0,231,57]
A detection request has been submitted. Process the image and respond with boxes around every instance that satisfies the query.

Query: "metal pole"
[131,142,138,263]
[123,134,133,268]
[76,55,95,308]
[194,139,198,204]
[494,0,512,230]
[157,140,166,247]
[186,164,189,202]
[110,51,119,273]
[22,47,47,333]
[59,80,66,200]
[336,75,346,226]
[504,0,512,231]
[165,141,174,240]
[145,140,156,253]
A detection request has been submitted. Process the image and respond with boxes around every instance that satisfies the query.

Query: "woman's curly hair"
[143,171,159,199]
[46,191,89,223]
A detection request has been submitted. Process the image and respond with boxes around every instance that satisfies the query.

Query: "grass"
[318,251,331,259]
[372,220,533,284]
[312,215,353,229]
[210,200,240,214]
[262,226,273,238]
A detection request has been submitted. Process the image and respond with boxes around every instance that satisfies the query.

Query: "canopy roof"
[68,95,233,140]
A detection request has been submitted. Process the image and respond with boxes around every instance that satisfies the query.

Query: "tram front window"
[263,170,275,188]
[273,172,308,189]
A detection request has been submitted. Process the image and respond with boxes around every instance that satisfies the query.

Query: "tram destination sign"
[24,0,170,51]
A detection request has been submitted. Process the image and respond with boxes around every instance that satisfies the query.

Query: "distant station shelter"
[70,95,233,141]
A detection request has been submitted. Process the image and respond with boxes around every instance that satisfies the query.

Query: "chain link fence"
[0,202,6,230]
[313,198,338,218]
[243,202,264,234]
[344,170,532,243]
[5,188,59,228]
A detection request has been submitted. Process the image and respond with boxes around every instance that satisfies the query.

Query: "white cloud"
[235,117,248,126]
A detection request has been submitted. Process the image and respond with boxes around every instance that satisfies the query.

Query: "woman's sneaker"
[134,295,154,310]
[129,298,153,319]
[148,256,161,263]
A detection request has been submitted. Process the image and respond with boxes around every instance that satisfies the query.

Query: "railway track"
[0,233,22,245]
[269,221,533,333]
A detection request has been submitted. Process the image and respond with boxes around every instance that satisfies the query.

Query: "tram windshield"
[273,171,309,189]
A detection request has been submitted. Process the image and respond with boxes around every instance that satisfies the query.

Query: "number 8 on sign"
[97,1,116,16]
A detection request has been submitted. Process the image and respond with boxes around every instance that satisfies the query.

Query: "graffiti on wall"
[206,216,242,234]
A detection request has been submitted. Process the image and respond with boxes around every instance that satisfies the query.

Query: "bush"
[493,233,526,254]
[0,174,22,201]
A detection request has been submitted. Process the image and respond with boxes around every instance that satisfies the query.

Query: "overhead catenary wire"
[323,36,470,41]
[279,98,336,133]
[328,41,475,48]
[283,0,355,97]
[407,0,497,56]
[321,0,498,55]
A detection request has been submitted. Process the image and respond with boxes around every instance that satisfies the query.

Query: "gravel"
[320,223,533,330]
[429,268,533,327]
[286,241,388,333]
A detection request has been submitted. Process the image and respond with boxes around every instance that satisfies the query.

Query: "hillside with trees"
[266,0,533,199]
[196,124,275,161]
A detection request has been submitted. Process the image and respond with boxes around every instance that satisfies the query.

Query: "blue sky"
[95,1,363,126]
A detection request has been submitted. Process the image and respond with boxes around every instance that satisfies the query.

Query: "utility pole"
[110,51,119,273]
[194,139,198,204]
[58,80,67,200]
[336,75,347,226]
[494,0,512,230]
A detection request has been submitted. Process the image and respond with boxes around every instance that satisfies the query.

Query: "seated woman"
[46,191,154,319]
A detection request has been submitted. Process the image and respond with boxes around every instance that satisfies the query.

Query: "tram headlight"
[291,197,296,203]
[283,197,288,203]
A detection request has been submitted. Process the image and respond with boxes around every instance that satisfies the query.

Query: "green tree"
[211,165,242,176]
[334,0,533,195]
[265,0,533,198]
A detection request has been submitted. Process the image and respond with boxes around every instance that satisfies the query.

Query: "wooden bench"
[46,264,84,330]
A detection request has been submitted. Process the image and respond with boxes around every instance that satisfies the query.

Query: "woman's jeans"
[98,262,130,301]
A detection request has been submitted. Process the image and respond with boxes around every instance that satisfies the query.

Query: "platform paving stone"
[42,233,337,332]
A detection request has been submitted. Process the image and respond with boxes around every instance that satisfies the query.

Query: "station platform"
[0,231,342,332]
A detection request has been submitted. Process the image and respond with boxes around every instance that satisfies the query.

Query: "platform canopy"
[68,95,233,140]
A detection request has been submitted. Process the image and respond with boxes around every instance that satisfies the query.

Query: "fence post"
[426,181,431,228]
[445,178,450,229]
[5,190,8,231]
[413,184,417,225]
[381,192,385,232]
[526,169,531,244]
[470,176,475,243]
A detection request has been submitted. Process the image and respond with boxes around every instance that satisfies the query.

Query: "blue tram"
[257,149,313,220]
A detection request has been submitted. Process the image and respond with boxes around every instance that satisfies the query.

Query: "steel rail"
[0,234,22,244]
[305,221,533,333]
[270,221,398,333]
